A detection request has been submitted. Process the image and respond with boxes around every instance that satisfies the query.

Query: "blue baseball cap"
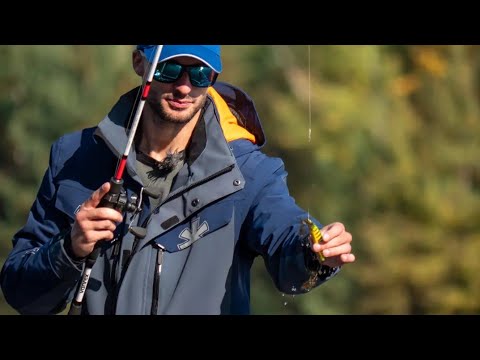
[137,45,222,73]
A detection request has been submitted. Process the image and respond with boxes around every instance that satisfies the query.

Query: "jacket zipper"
[110,241,121,285]
[151,244,164,315]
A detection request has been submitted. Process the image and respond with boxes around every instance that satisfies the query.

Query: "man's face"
[144,56,211,125]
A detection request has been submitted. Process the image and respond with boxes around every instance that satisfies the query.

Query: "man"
[0,45,355,315]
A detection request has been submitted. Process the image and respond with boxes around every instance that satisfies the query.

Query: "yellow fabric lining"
[208,87,256,144]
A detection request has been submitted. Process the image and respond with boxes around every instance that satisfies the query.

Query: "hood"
[212,82,266,146]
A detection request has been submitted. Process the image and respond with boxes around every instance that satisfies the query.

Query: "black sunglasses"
[153,60,218,88]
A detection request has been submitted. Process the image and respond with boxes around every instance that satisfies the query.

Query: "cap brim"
[142,45,222,73]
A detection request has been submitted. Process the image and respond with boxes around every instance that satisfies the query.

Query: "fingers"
[82,229,116,243]
[320,222,345,243]
[312,243,322,253]
[82,182,111,210]
[81,207,124,223]
[311,221,355,266]
[322,243,352,258]
[75,210,122,233]
[75,207,124,226]
[312,242,353,259]
[340,253,356,263]
[88,219,118,232]
[322,253,355,268]
[70,216,119,258]
[68,182,124,258]
[318,223,351,249]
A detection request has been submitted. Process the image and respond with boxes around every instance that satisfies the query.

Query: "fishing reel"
[99,178,139,213]
[99,177,160,240]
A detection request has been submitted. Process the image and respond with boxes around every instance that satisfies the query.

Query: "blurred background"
[1,45,479,315]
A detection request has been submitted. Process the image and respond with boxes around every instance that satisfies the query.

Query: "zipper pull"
[155,243,165,274]
[151,243,165,315]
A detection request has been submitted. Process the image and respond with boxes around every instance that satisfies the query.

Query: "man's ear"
[132,50,146,77]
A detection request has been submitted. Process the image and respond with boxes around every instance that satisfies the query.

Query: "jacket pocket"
[154,199,234,253]
[54,180,93,220]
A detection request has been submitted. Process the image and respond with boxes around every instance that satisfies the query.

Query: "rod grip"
[68,300,83,315]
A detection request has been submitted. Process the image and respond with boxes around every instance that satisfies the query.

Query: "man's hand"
[312,222,355,268]
[69,182,124,258]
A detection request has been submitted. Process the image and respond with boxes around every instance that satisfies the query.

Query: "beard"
[148,93,207,125]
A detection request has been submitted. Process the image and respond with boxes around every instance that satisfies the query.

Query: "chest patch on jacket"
[153,200,233,253]
[178,217,209,250]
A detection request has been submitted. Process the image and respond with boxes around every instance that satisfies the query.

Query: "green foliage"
[1,45,479,315]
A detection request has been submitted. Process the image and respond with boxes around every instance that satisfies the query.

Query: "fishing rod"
[68,45,164,315]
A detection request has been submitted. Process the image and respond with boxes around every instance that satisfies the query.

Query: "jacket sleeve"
[242,155,340,295]
[0,139,84,315]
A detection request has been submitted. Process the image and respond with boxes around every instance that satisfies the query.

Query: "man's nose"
[173,71,193,93]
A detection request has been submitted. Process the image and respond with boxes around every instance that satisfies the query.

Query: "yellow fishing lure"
[301,218,327,291]
[303,218,325,262]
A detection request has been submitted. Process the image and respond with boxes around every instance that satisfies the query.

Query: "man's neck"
[138,110,201,162]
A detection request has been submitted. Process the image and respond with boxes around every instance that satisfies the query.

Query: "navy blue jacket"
[0,82,339,314]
